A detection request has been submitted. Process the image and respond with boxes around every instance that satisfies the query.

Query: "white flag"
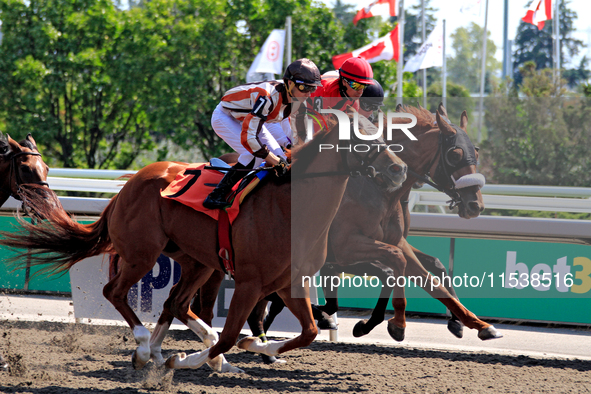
[246,29,285,82]
[460,0,482,17]
[403,23,444,73]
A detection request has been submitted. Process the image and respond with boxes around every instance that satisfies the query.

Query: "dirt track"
[0,320,590,393]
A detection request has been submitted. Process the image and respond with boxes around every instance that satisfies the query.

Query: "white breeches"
[211,104,288,166]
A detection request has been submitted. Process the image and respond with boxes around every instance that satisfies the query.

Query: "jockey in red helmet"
[203,58,321,209]
[296,57,374,140]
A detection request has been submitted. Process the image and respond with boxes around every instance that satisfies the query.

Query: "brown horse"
[0,132,50,372]
[0,133,49,208]
[318,104,500,341]
[193,104,499,367]
[0,118,407,372]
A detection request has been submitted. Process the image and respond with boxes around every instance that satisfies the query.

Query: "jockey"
[359,79,384,123]
[310,56,374,113]
[203,58,322,209]
[296,57,375,140]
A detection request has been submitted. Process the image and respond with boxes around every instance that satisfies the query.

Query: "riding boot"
[203,163,246,209]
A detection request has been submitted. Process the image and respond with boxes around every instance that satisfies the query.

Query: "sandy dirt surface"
[1,321,591,393]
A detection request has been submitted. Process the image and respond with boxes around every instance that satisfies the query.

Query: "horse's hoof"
[317,316,337,330]
[131,350,148,370]
[165,353,185,369]
[387,321,405,342]
[261,354,286,365]
[352,319,370,337]
[447,319,464,339]
[478,326,503,341]
[236,336,257,350]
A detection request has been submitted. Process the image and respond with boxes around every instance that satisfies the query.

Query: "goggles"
[296,83,317,93]
[359,101,382,112]
[343,77,368,91]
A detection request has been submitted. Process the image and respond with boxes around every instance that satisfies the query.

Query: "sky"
[318,0,591,68]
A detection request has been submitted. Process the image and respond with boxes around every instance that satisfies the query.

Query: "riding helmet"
[283,59,322,87]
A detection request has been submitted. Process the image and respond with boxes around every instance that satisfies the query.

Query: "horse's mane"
[290,123,333,177]
[385,105,438,144]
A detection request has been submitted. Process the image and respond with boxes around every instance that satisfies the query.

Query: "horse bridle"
[4,151,49,200]
[407,130,474,209]
[295,138,391,180]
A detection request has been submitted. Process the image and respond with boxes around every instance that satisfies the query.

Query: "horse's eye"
[446,148,463,165]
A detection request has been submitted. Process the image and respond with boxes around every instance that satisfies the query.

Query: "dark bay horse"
[0,117,407,372]
[316,104,501,341]
[0,132,50,372]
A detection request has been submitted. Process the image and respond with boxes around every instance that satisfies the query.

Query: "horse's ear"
[436,111,456,137]
[6,134,22,153]
[459,111,468,131]
[437,102,448,118]
[396,103,403,112]
[26,133,39,151]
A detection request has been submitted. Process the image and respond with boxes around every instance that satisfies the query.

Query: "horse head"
[431,108,485,219]
[0,133,50,205]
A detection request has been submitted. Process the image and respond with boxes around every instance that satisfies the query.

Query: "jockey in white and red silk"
[298,56,375,138]
[203,58,322,209]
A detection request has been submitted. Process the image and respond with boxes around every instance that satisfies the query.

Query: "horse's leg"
[351,262,396,337]
[412,246,464,338]
[165,281,262,370]
[334,236,407,341]
[246,299,284,365]
[400,240,502,340]
[237,286,317,356]
[102,256,158,370]
[151,257,242,373]
[312,263,338,329]
[263,292,286,332]
[191,270,225,327]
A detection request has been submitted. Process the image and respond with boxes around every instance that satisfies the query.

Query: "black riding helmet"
[283,58,322,90]
[359,80,384,112]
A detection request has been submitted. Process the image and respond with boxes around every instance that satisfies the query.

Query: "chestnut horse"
[0,133,49,208]
[0,118,407,372]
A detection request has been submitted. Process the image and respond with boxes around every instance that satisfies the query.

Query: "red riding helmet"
[339,57,374,85]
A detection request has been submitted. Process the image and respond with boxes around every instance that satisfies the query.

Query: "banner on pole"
[246,29,286,82]
[403,22,444,73]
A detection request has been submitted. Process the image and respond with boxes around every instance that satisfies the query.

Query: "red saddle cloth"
[160,163,259,225]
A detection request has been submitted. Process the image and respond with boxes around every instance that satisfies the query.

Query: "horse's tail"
[0,187,117,277]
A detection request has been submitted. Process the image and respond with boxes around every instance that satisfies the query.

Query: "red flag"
[522,0,552,30]
[332,26,399,69]
[353,0,397,26]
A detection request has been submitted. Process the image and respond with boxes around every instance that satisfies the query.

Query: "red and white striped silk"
[352,0,397,26]
[522,0,552,30]
[332,26,400,70]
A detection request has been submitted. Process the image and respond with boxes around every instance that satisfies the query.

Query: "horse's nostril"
[389,164,403,174]
[468,201,482,212]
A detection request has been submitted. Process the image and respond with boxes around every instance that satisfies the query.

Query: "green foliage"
[481,64,591,187]
[513,0,585,86]
[447,22,501,93]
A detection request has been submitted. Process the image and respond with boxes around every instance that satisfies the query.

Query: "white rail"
[3,168,591,217]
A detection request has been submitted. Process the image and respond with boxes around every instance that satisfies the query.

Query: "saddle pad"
[160,163,262,224]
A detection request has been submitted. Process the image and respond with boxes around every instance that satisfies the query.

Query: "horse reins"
[406,131,463,209]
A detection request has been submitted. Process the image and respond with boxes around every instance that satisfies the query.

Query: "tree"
[0,0,156,168]
[447,22,501,94]
[481,63,591,187]
[512,0,586,86]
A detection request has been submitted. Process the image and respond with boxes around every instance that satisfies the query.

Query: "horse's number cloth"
[160,163,262,225]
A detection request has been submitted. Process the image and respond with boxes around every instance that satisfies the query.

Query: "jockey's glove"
[274,156,289,177]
